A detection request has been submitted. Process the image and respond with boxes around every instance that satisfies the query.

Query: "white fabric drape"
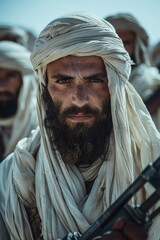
[1,12,160,240]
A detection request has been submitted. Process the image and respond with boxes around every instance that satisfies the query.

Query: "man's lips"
[67,113,95,122]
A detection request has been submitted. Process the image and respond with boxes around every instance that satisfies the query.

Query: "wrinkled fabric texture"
[0,41,38,160]
[0,12,160,240]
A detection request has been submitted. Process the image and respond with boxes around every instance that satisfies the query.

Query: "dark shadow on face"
[0,91,19,118]
[42,86,113,166]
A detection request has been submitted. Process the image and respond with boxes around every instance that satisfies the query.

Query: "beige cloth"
[0,12,160,240]
[0,41,38,159]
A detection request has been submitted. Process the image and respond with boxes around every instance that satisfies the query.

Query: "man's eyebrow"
[50,73,73,79]
[84,73,107,79]
[49,73,107,79]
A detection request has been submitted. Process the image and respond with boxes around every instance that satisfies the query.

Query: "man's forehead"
[0,67,20,74]
[47,55,105,71]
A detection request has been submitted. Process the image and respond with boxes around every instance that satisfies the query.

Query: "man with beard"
[0,41,37,160]
[0,12,160,240]
[105,13,160,130]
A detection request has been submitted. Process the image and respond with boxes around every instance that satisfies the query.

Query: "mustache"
[62,105,101,117]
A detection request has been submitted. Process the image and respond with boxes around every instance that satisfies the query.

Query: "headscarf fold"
[1,12,160,240]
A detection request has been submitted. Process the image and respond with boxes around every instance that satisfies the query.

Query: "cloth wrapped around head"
[0,40,34,75]
[0,24,28,47]
[31,12,132,82]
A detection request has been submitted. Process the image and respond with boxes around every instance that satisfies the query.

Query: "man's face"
[45,55,111,165]
[0,68,22,118]
[116,29,136,57]
[44,56,112,165]
[47,55,110,130]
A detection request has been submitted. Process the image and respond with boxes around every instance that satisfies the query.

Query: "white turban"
[1,12,160,240]
[0,24,28,47]
[0,41,33,75]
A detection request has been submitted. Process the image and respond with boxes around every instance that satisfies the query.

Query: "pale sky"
[0,0,160,46]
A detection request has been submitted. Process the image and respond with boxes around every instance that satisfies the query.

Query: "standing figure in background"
[0,41,37,161]
[105,13,160,130]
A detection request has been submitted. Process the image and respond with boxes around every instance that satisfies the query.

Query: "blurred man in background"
[0,41,37,160]
[105,13,160,130]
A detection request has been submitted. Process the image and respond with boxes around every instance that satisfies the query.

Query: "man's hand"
[92,217,148,240]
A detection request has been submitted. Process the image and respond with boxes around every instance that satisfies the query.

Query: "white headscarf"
[1,12,160,240]
[0,41,37,158]
[0,24,28,47]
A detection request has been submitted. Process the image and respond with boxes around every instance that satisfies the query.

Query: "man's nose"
[71,84,89,107]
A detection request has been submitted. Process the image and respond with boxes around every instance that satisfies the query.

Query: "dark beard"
[0,91,18,118]
[42,87,112,166]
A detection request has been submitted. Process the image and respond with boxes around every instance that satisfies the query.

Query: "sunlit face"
[47,55,110,129]
[116,29,136,56]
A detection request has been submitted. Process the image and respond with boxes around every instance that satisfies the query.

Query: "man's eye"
[56,79,71,84]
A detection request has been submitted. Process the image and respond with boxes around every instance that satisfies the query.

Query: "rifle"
[63,156,160,240]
